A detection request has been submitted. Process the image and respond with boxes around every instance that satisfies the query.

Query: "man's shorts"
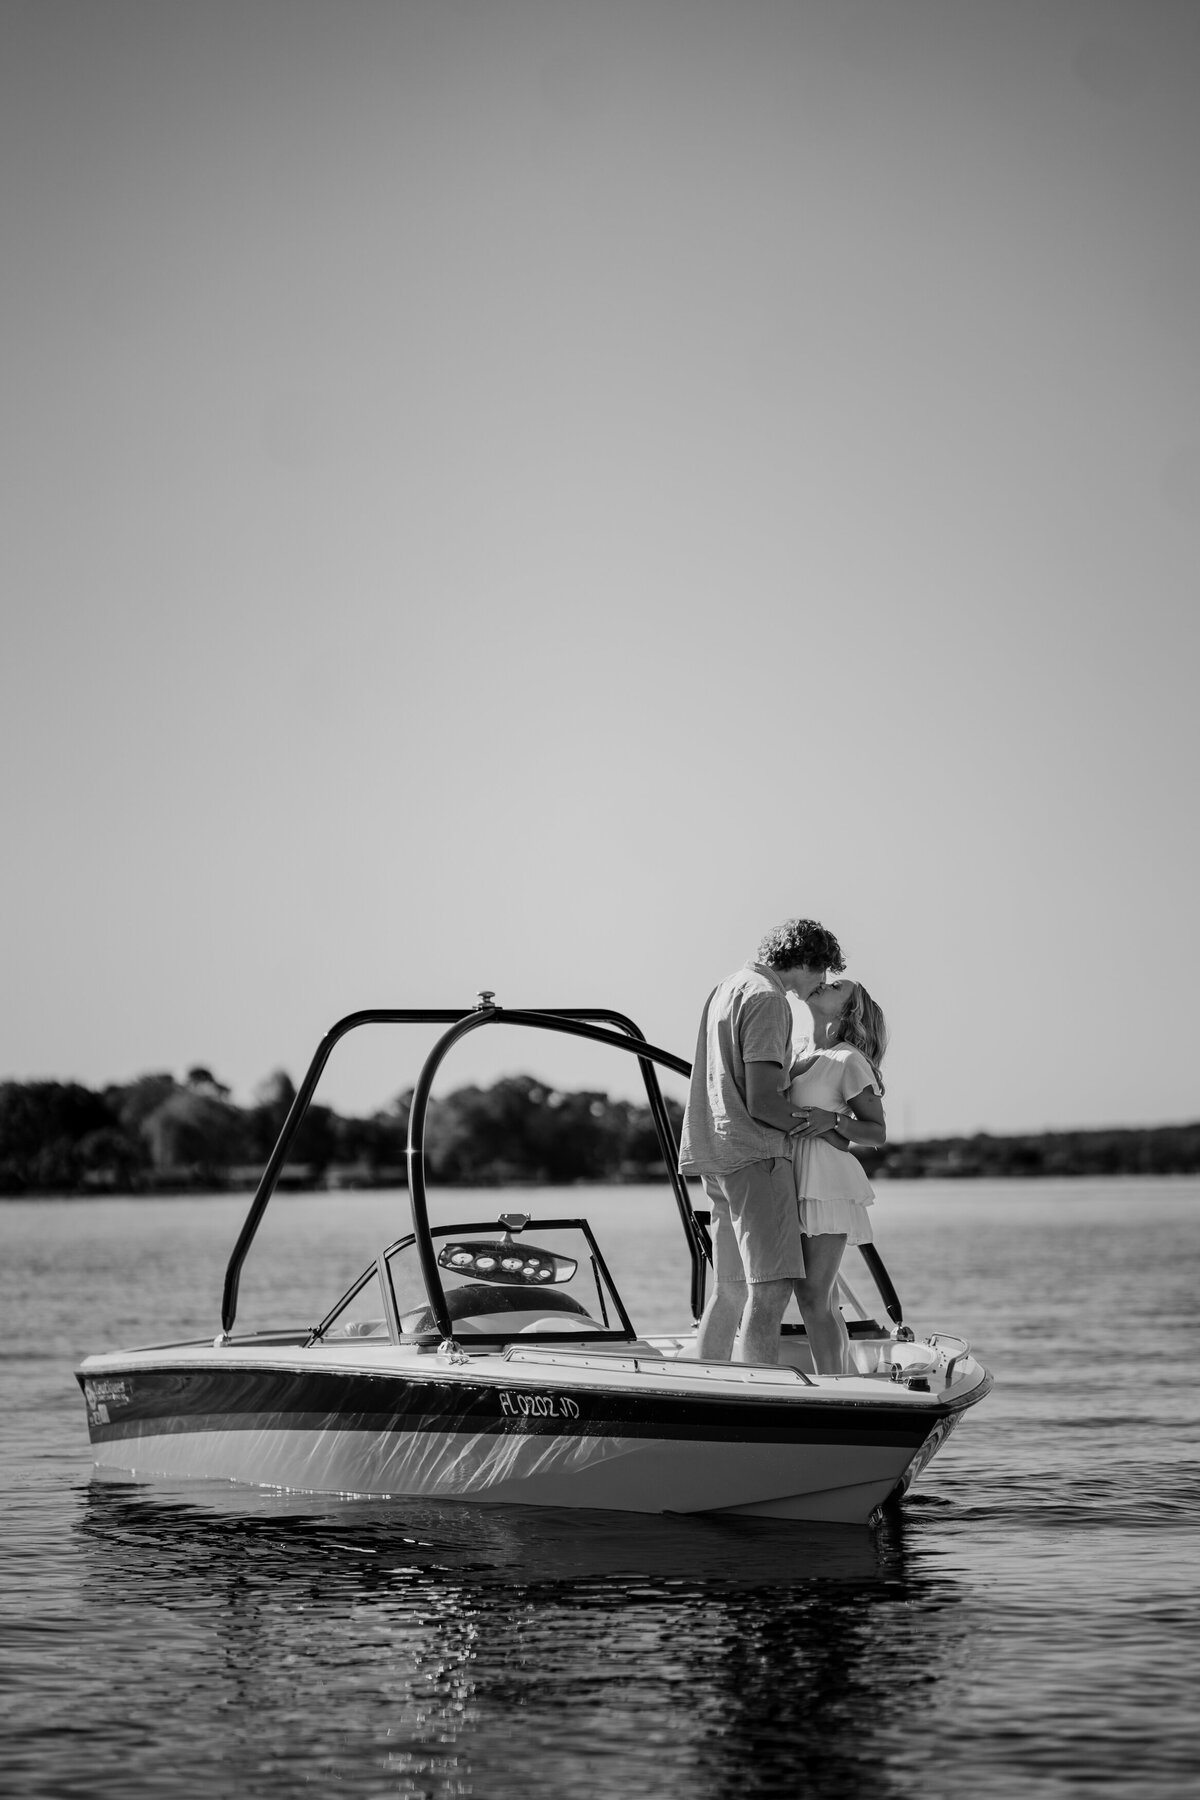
[700,1158,804,1284]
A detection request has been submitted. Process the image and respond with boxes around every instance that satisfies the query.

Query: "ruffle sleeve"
[838,1047,881,1103]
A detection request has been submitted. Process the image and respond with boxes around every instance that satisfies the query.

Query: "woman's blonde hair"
[833,983,888,1095]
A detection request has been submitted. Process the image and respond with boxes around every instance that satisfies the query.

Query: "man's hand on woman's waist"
[791,1106,852,1152]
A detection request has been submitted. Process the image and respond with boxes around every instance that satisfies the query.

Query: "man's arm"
[745,1061,808,1134]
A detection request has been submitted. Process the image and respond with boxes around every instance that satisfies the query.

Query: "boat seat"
[517,1315,607,1334]
[402,1282,594,1336]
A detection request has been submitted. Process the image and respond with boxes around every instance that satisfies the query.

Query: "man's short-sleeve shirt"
[678,962,794,1174]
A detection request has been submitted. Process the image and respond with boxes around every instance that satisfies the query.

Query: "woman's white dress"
[787,1044,880,1243]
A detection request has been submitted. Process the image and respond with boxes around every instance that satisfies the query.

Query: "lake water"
[2,1179,1198,1798]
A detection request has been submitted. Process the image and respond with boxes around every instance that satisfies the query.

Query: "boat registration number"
[498,1390,581,1420]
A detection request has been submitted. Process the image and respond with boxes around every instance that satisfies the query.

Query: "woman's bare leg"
[793,1234,850,1374]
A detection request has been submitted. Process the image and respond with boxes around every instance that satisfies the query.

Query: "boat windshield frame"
[310,1217,639,1347]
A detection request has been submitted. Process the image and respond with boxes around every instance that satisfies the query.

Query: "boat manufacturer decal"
[84,1377,131,1426]
[498,1390,581,1420]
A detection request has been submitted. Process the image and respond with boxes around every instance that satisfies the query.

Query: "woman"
[788,981,888,1375]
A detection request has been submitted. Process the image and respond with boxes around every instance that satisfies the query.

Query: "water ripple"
[3,1183,1199,1798]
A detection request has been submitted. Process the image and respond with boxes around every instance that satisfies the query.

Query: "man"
[678,918,846,1365]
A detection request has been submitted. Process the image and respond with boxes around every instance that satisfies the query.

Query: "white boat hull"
[79,1342,985,1526]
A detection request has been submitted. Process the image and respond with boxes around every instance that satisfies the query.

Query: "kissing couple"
[678,917,888,1373]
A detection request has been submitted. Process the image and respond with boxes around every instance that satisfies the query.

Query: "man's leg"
[726,1158,803,1366]
[735,1278,792,1365]
[695,1281,747,1361]
[695,1179,746,1361]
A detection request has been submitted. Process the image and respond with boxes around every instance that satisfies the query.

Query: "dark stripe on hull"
[78,1363,960,1452]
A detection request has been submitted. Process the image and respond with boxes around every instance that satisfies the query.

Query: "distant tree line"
[867,1123,1200,1180]
[1,1069,1197,1196]
[0,1069,685,1195]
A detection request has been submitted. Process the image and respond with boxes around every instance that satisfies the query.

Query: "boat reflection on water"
[77,1479,966,1797]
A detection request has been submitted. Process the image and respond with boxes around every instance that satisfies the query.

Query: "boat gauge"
[437,1240,578,1286]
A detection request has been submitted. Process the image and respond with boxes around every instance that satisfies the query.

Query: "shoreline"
[6,1167,1200,1202]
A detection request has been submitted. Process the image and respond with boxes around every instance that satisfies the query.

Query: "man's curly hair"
[757,918,846,974]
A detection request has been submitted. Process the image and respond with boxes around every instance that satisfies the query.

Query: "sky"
[2,0,1198,1139]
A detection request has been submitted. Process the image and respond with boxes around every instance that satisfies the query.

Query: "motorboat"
[77,997,992,1526]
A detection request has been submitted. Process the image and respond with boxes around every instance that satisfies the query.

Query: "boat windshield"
[314,1265,392,1343]
[386,1218,634,1343]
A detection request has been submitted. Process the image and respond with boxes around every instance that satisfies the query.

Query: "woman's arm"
[795,1086,886,1148]
[830,1086,886,1148]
